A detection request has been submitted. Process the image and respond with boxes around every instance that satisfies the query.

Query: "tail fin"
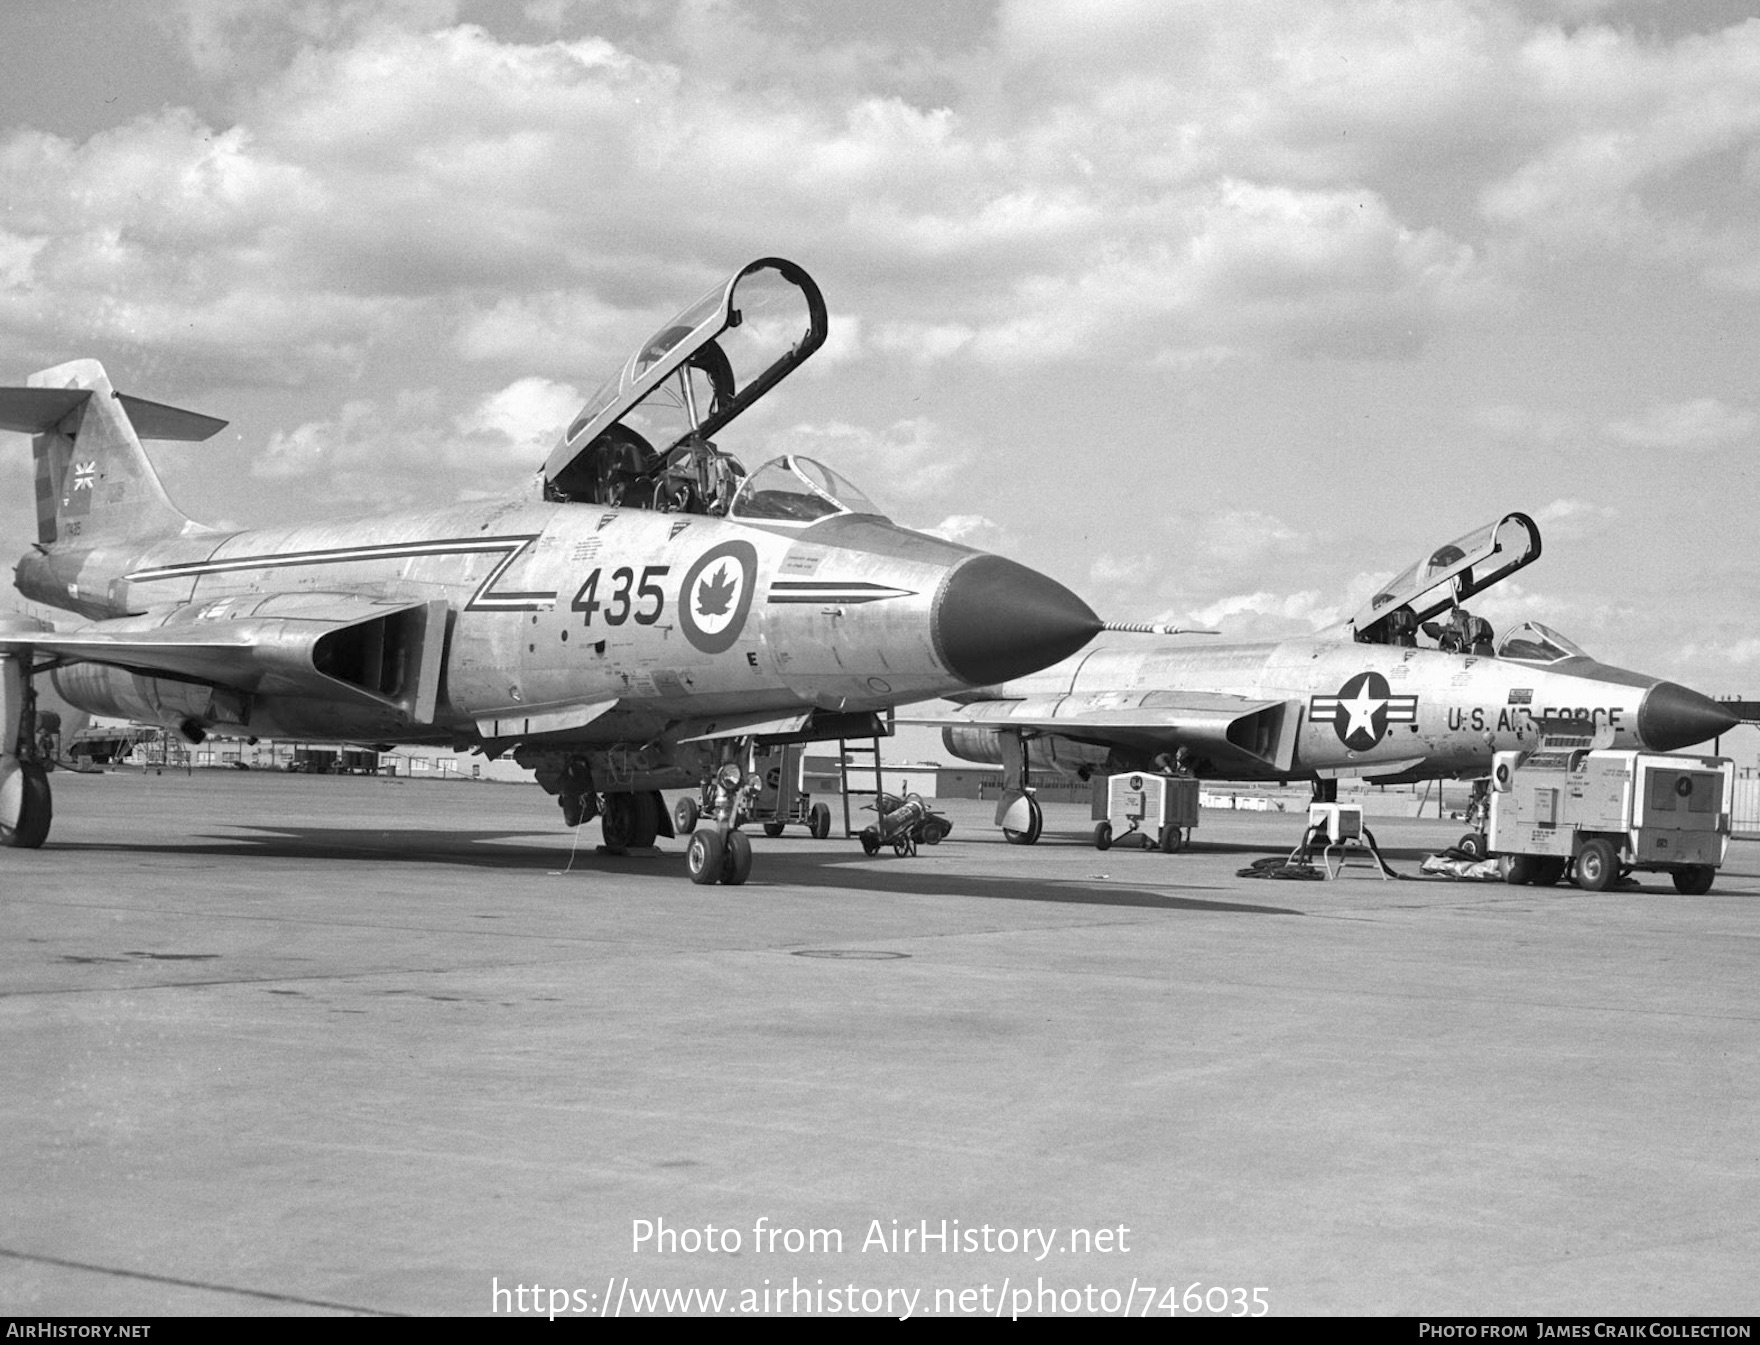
[0,359,225,548]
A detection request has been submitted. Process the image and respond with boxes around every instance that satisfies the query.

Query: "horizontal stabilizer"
[114,393,228,442]
[0,386,227,441]
[0,386,92,435]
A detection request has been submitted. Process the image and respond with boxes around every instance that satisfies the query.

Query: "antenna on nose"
[1102,622,1221,636]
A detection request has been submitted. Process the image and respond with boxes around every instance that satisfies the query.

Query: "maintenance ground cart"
[747,742,832,838]
[1092,771,1200,852]
[1487,746,1733,893]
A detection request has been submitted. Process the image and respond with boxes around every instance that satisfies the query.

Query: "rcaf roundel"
[679,540,758,654]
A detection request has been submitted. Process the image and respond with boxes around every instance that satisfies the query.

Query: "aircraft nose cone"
[933,555,1102,686]
[1637,681,1740,752]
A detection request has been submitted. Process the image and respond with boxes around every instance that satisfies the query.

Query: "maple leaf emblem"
[695,563,737,617]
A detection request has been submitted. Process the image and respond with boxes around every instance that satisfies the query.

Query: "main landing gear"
[1,642,53,848]
[994,727,1043,845]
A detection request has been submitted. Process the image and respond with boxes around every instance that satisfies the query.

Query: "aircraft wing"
[933,689,1300,773]
[0,593,448,723]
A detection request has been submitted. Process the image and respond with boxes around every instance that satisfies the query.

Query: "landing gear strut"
[994,727,1043,845]
[686,739,757,886]
[1,646,52,848]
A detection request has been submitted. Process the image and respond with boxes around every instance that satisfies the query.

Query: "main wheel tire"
[600,795,631,851]
[674,797,700,833]
[859,827,881,856]
[626,791,660,848]
[1575,838,1619,892]
[1672,865,1715,895]
[1159,825,1184,854]
[809,802,831,840]
[1505,854,1537,886]
[1458,832,1487,858]
[1003,797,1043,846]
[763,821,786,838]
[686,829,725,885]
[0,758,51,849]
[721,829,753,885]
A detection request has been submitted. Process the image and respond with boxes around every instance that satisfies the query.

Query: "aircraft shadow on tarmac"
[759,851,1303,915]
[52,825,1304,915]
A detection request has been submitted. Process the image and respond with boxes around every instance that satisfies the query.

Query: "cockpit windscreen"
[1495,621,1590,664]
[731,455,883,523]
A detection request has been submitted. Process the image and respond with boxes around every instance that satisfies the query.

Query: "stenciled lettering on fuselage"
[1308,671,1420,750]
[1446,701,1626,734]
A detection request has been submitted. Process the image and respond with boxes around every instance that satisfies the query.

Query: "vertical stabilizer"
[0,359,224,548]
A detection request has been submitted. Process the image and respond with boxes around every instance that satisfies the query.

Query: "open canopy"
[541,257,827,510]
[1350,512,1541,643]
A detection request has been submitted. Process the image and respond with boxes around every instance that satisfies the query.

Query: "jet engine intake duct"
[314,608,416,701]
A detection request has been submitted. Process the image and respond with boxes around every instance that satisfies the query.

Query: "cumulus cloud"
[921,514,1011,551]
[760,417,977,504]
[1195,509,1311,566]
[1182,587,1344,637]
[1605,398,1756,450]
[1090,552,1156,586]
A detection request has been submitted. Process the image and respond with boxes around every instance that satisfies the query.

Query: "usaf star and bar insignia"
[1308,671,1419,750]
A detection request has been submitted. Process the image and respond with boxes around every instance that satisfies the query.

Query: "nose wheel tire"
[1003,797,1042,846]
[1457,832,1487,858]
[687,829,725,885]
[0,758,51,849]
[721,829,753,885]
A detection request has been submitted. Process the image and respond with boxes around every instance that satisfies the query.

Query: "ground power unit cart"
[1487,746,1733,894]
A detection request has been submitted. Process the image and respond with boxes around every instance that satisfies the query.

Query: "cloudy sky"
[1,0,1757,697]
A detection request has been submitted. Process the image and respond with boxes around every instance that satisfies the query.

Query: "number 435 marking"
[571,564,669,627]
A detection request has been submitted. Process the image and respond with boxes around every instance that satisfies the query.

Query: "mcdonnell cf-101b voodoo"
[939,513,1738,848]
[0,257,1100,882]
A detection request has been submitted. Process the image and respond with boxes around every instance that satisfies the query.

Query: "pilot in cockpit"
[1430,605,1495,656]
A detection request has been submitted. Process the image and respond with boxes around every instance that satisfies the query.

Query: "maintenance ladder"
[838,728,888,838]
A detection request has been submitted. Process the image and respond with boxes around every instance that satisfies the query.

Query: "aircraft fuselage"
[946,635,1734,787]
[18,499,1094,770]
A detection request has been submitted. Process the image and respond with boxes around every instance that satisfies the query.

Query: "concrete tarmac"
[2,770,1757,1318]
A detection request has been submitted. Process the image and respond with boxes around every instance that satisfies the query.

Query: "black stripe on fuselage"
[766,580,916,605]
[124,535,558,612]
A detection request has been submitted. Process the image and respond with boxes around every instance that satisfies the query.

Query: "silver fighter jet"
[940,512,1738,847]
[0,257,1101,881]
